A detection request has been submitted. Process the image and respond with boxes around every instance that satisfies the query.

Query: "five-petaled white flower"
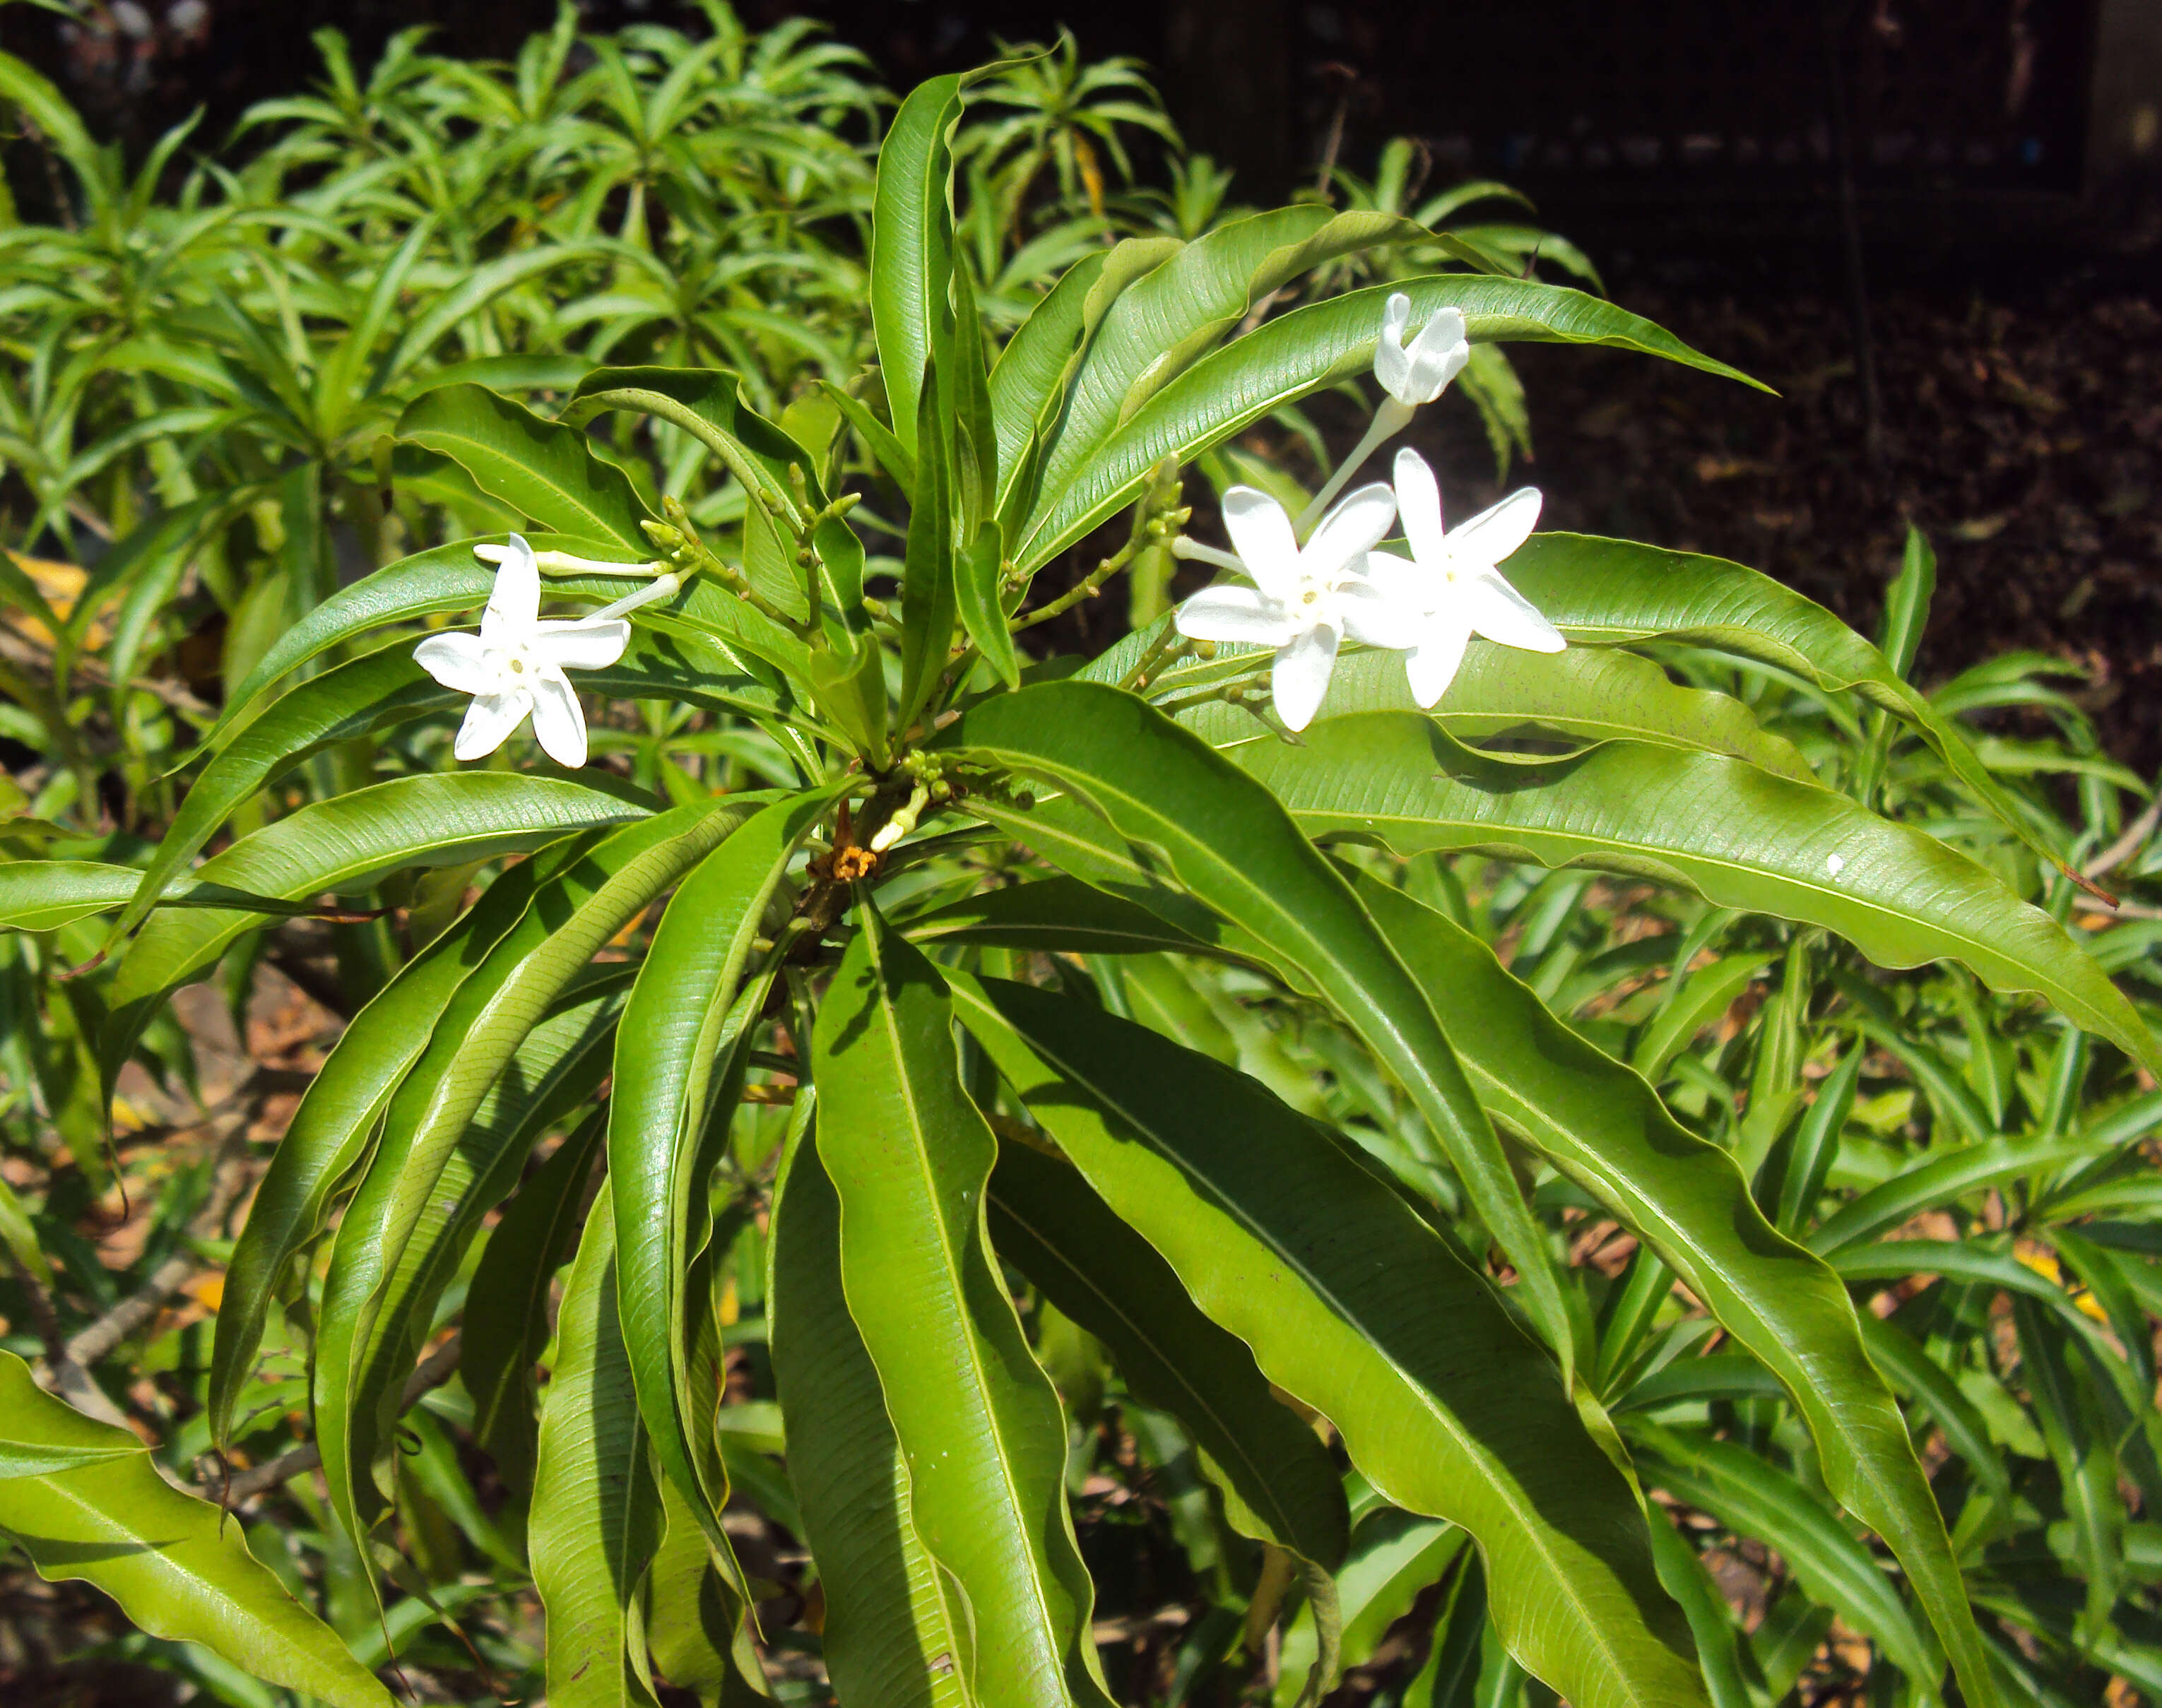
[1360,448,1564,708]
[413,534,632,767]
[1375,293,1470,409]
[1171,482,1405,732]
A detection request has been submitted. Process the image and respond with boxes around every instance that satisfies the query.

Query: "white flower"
[1171,482,1405,732]
[1361,448,1563,708]
[1375,292,1470,408]
[413,534,633,767]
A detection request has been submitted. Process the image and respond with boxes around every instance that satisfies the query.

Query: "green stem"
[577,387,806,534]
[1294,396,1414,541]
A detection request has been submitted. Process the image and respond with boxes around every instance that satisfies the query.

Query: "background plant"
[2,15,2161,1708]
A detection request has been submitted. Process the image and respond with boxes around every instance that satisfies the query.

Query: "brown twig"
[220,1335,461,1504]
[2085,790,2162,882]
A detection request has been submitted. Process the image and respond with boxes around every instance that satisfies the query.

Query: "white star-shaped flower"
[413,534,632,767]
[1375,292,1470,408]
[1172,482,1405,731]
[1361,448,1563,708]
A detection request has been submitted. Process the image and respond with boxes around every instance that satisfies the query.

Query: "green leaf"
[609,788,837,1541]
[398,384,652,556]
[872,75,964,463]
[767,1113,969,1708]
[986,1139,1349,1572]
[462,1108,606,1495]
[955,521,1019,689]
[1162,641,1817,783]
[1631,1424,1942,1689]
[1352,876,1999,1708]
[932,680,1576,1373]
[1499,532,2077,883]
[986,238,1179,517]
[102,772,646,1091]
[531,1198,663,1708]
[312,802,752,1568]
[1012,276,1763,571]
[814,906,1113,1708]
[1236,713,2159,1077]
[898,366,957,733]
[0,860,338,933]
[902,874,1217,958]
[950,973,1706,1708]
[211,853,557,1447]
[1033,209,1465,519]
[1277,1509,1463,1708]
[0,1351,394,1708]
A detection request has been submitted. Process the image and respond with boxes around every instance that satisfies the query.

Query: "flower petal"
[453,689,531,761]
[529,672,591,767]
[1465,573,1565,652]
[413,631,498,695]
[1393,447,1448,569]
[532,617,631,672]
[1270,623,1340,731]
[481,534,540,646]
[1448,486,1542,571]
[1403,623,1472,708]
[1374,292,1414,403]
[1336,579,1419,649]
[1174,585,1296,646]
[1305,480,1398,580]
[1403,308,1469,402]
[1220,487,1301,598]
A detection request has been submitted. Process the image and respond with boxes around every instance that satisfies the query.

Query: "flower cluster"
[1171,295,1562,731]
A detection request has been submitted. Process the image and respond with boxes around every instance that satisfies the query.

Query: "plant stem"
[1294,396,1414,540]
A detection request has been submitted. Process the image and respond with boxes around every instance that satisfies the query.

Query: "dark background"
[6,0,2162,765]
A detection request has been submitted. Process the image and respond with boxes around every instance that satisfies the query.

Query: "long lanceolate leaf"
[988,1142,1350,1707]
[1011,275,1763,571]
[931,680,1578,1373]
[101,772,647,1089]
[210,851,561,1447]
[531,1199,663,1708]
[813,905,1114,1708]
[312,801,754,1571]
[767,1115,969,1708]
[1501,532,2087,881]
[1354,878,2000,1708]
[871,75,964,465]
[949,975,1708,1708]
[0,1353,394,1708]
[1239,713,2159,1076]
[608,787,838,1542]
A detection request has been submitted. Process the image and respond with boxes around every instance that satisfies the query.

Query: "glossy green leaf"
[398,383,651,555]
[312,802,751,1566]
[950,973,1707,1708]
[0,1351,394,1708]
[1277,1510,1463,1708]
[531,1198,663,1708]
[1354,875,1999,1708]
[609,788,836,1539]
[1169,642,1816,783]
[933,680,1575,1370]
[872,75,963,463]
[767,1113,968,1708]
[903,874,1216,957]
[986,1139,1349,1573]
[1500,532,2077,880]
[102,772,646,1089]
[815,907,1113,1707]
[0,860,329,933]
[210,852,558,1446]
[1013,276,1762,570]
[1239,714,2159,1077]
[956,521,1019,689]
[1631,1425,1942,1689]
[463,1108,605,1494]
